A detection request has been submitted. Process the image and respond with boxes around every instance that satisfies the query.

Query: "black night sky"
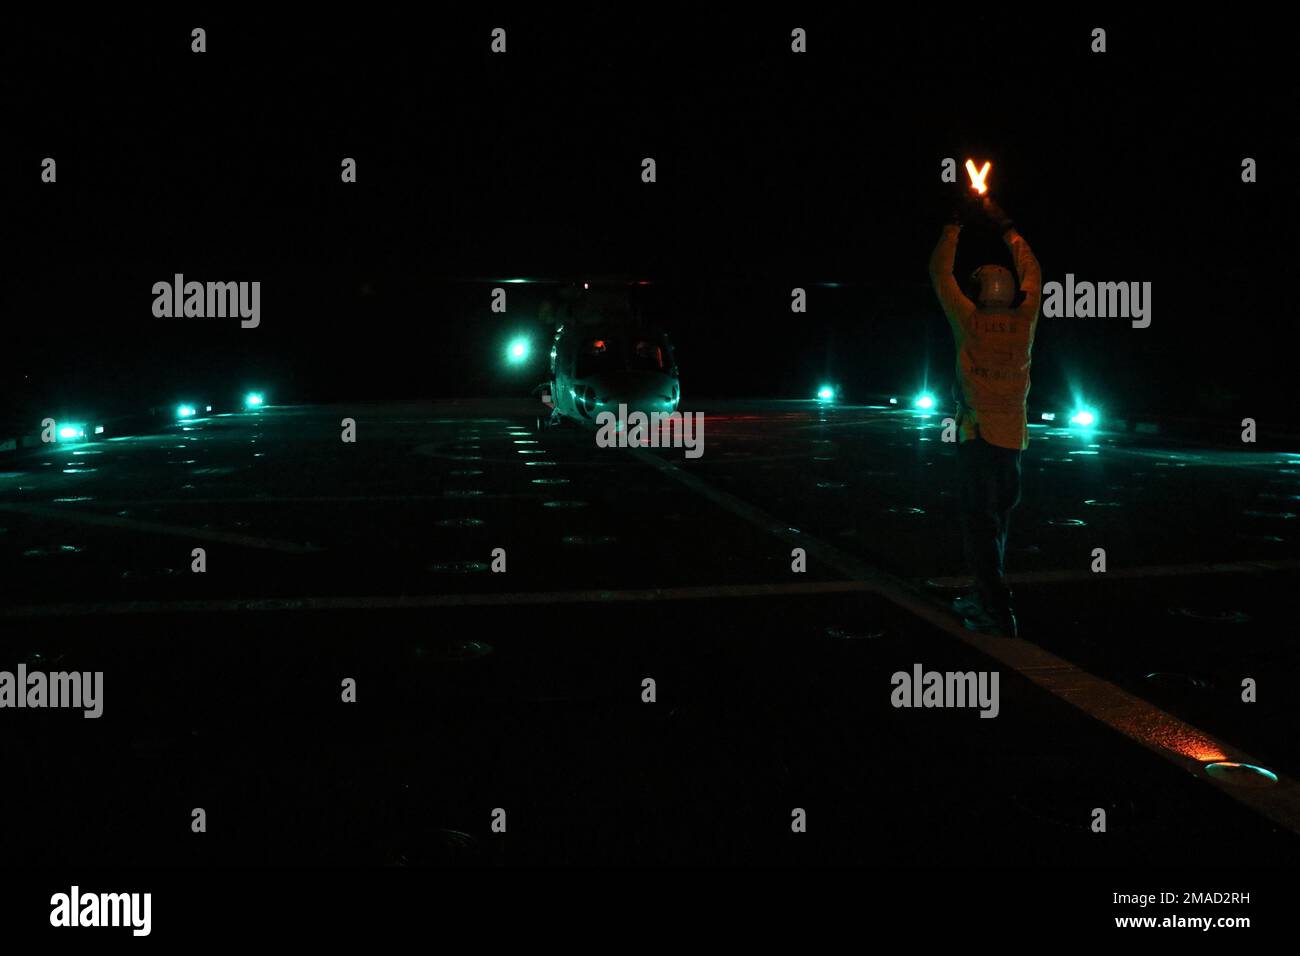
[5,10,1295,425]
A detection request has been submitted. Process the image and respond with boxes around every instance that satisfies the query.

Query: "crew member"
[929,196,1042,637]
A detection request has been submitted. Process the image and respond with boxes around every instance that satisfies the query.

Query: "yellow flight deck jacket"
[928,224,1043,450]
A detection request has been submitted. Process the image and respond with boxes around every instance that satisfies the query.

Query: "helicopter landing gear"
[536,408,562,432]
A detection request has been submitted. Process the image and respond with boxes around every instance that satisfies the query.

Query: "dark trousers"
[957,437,1023,612]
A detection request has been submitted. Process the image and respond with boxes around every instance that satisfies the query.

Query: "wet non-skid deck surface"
[2,400,1298,864]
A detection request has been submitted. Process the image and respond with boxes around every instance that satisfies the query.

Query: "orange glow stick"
[964,159,991,195]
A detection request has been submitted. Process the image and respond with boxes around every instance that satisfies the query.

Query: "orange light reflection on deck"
[1116,711,1228,764]
[1167,733,1227,763]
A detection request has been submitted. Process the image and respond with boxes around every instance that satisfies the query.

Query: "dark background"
[4,9,1294,425]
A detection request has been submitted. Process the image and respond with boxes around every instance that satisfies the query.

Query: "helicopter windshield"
[574,336,672,378]
[629,338,670,372]
[575,337,622,378]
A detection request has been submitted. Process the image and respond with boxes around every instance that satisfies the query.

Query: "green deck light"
[506,338,530,365]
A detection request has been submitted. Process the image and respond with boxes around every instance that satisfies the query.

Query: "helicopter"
[531,279,680,430]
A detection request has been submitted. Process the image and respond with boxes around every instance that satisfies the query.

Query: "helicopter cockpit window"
[575,337,623,378]
[629,339,668,371]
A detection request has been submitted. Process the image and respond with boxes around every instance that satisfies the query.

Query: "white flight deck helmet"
[970,264,1015,308]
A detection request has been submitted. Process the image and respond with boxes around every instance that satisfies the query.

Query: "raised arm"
[1004,227,1042,320]
[929,224,975,327]
[982,197,1042,320]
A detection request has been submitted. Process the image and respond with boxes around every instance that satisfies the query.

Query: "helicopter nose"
[595,376,678,414]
